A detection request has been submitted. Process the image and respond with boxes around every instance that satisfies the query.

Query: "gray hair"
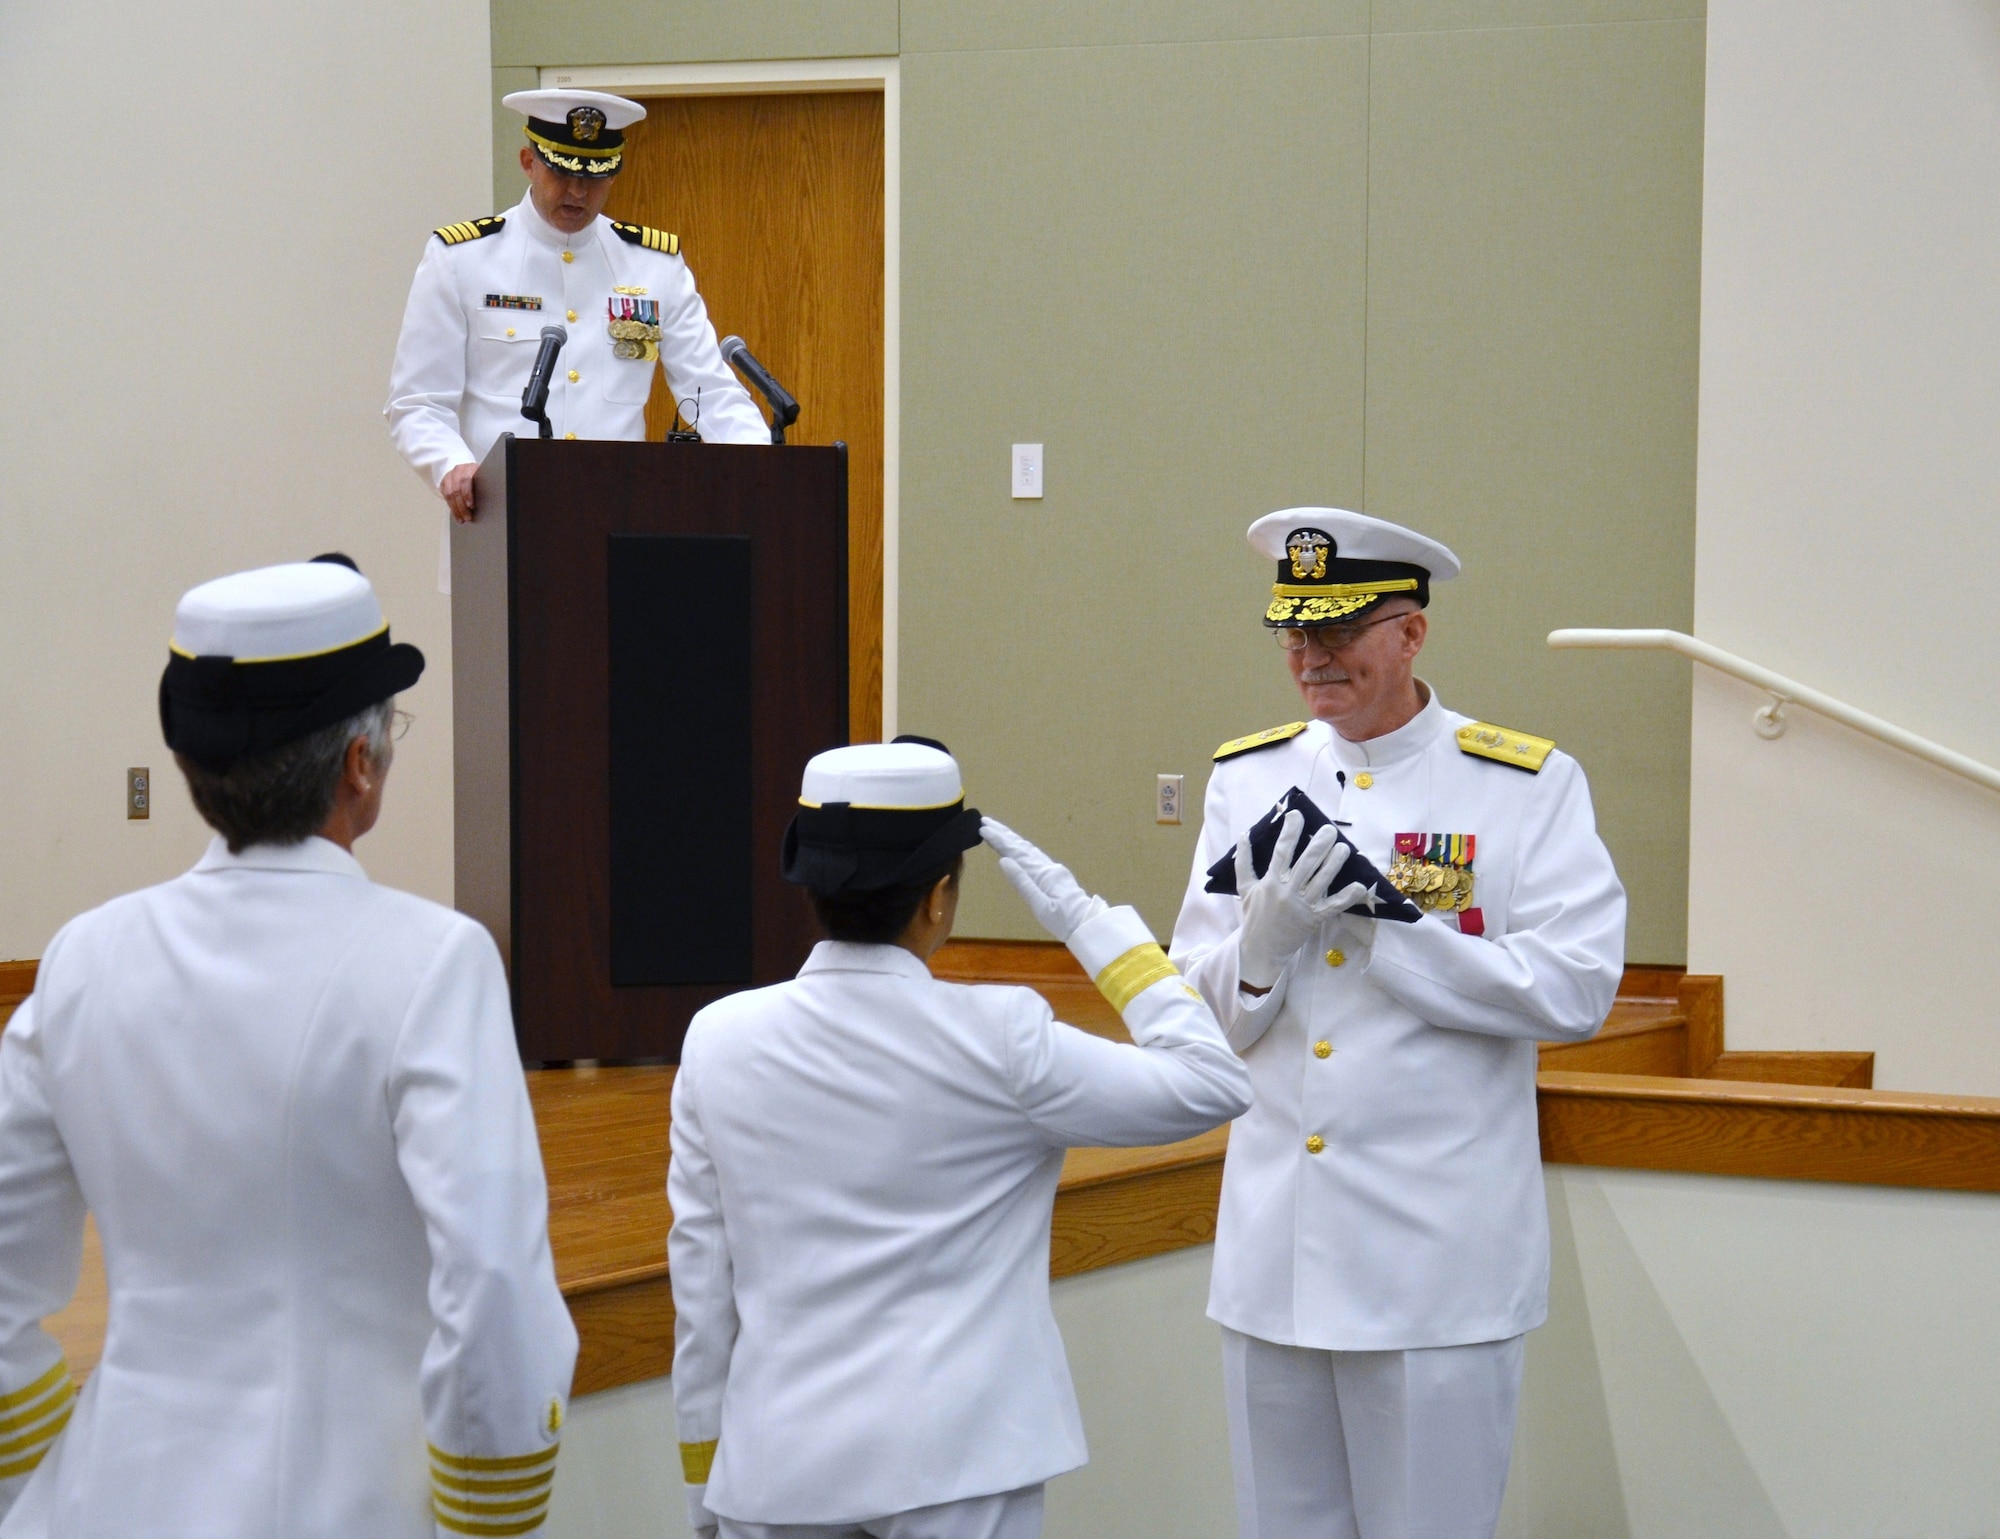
[176,699,395,854]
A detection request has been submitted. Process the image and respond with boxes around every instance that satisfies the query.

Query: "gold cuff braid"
[1095,943,1180,1013]
[681,1438,719,1484]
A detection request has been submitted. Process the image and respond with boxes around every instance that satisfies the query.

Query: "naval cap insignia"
[1286,527,1331,581]
[568,105,606,142]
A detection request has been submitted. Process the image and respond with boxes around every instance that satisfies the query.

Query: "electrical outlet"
[1011,443,1043,499]
[1156,773,1183,825]
[127,767,150,820]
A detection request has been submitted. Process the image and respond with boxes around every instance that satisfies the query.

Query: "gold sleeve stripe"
[0,1362,69,1413]
[680,1438,718,1484]
[435,1488,554,1518]
[0,1399,71,1458]
[0,1401,72,1476]
[434,1506,551,1538]
[0,1372,72,1434]
[432,1467,556,1496]
[430,1442,559,1474]
[1095,943,1180,1014]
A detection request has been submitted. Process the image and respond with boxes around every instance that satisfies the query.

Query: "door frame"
[540,56,901,738]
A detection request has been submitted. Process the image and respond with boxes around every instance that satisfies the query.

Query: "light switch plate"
[1156,774,1183,825]
[1011,443,1043,499]
[127,767,150,820]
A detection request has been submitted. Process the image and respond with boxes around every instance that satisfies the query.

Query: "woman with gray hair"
[0,555,575,1537]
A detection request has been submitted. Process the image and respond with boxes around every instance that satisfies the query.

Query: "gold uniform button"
[567,369,580,382]
[1354,772,1374,789]
[566,309,578,322]
[564,432,576,440]
[1325,949,1345,968]
[505,327,516,337]
[1314,1040,1333,1059]
[1305,1135,1326,1155]
[561,250,574,263]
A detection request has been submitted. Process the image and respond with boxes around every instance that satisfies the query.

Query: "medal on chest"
[1388,832,1477,916]
[608,296,661,361]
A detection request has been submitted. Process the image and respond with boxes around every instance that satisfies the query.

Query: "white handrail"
[1547,627,2000,795]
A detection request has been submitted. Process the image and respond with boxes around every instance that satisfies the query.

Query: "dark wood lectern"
[452,436,848,1063]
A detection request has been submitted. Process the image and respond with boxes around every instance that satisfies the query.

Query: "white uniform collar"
[1324,681,1448,770]
[512,189,601,252]
[797,940,935,982]
[191,834,369,881]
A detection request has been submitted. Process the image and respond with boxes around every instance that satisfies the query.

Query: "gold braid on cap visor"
[1265,576,1419,624]
[524,126,623,174]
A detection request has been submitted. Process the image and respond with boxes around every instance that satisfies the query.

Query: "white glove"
[981,817,1110,943]
[1234,810,1374,989]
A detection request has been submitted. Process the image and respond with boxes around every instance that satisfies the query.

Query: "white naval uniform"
[669,906,1252,1536]
[1169,688,1625,1537]
[0,837,577,1538]
[384,190,770,588]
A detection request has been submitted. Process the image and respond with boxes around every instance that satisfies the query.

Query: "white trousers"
[1221,1328,1525,1539]
[716,1484,1044,1539]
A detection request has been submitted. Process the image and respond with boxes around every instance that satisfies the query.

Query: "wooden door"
[607,92,885,742]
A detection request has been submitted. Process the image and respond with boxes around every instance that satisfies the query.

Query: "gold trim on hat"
[1269,578,1419,600]
[524,125,621,159]
[1264,577,1418,625]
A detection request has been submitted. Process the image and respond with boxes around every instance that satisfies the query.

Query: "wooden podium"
[452,436,848,1063]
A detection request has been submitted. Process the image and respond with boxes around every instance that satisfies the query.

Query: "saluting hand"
[441,463,478,523]
[982,817,1109,944]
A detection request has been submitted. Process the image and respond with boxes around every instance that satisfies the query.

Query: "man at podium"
[384,87,768,584]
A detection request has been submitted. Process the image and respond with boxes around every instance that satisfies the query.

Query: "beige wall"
[555,1164,2000,1537]
[1686,0,2000,1090]
[0,0,488,958]
[1504,1166,2000,1535]
[496,0,1706,963]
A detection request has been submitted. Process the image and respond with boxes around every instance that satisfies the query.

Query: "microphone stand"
[718,336,801,445]
[521,325,568,440]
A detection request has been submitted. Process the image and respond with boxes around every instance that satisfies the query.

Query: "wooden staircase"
[931,946,1876,1093]
[1543,966,1874,1088]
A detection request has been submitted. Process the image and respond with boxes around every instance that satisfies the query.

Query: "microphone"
[718,335,800,445]
[521,325,568,440]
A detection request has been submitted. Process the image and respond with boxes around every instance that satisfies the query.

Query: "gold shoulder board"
[1214,721,1309,762]
[611,221,680,256]
[432,215,506,246]
[1456,722,1555,773]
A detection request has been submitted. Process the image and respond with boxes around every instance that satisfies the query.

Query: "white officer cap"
[502,89,646,177]
[783,738,984,895]
[799,742,963,811]
[173,559,384,662]
[161,555,424,774]
[1247,507,1461,627]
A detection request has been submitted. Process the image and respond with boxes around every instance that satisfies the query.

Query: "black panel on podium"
[452,435,848,1063]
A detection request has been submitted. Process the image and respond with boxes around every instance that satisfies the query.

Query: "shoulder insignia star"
[1213,722,1309,762]
[1456,722,1555,773]
[610,221,680,256]
[433,216,506,245]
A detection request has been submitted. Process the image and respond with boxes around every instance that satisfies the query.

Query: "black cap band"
[160,630,425,775]
[781,802,984,896]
